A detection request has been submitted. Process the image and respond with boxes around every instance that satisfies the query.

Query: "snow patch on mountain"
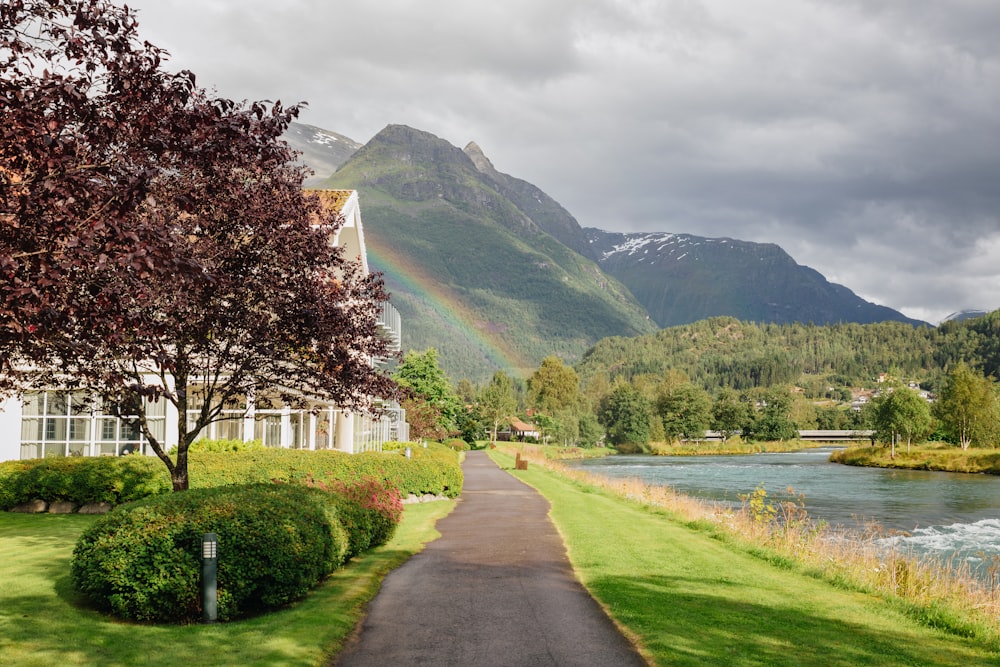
[601,233,729,263]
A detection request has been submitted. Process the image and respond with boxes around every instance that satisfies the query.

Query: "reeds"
[509,446,1000,641]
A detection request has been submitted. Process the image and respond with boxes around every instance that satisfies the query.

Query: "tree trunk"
[171,370,191,491]
[172,444,190,491]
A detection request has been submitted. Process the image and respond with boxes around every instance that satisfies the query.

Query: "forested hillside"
[576,312,1000,394]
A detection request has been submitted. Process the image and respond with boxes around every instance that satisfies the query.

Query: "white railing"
[378,301,402,352]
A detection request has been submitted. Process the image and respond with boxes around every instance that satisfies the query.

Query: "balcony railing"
[378,301,402,352]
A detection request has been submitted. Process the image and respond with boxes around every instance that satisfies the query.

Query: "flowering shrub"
[306,476,403,559]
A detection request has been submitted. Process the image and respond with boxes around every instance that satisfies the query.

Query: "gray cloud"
[125,0,1000,324]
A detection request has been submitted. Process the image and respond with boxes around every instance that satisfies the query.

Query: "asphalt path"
[334,450,647,666]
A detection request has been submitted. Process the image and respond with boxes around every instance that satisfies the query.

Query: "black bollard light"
[202,532,218,623]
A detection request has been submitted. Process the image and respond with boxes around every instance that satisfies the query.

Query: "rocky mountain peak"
[463,141,496,174]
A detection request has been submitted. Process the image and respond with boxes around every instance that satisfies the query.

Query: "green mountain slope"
[322,125,656,382]
[463,141,597,260]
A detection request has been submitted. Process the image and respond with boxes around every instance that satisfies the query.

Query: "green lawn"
[0,501,454,667]
[6,456,999,666]
[491,451,1000,666]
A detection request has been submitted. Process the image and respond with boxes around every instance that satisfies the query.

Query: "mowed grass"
[490,451,1000,666]
[0,500,454,667]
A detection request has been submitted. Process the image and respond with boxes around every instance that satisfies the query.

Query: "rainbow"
[365,244,531,377]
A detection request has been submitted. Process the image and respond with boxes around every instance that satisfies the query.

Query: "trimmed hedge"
[71,483,355,623]
[0,444,463,509]
[0,456,169,508]
[187,438,265,453]
[185,446,462,498]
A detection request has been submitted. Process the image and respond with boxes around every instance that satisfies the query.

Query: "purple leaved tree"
[1,0,399,490]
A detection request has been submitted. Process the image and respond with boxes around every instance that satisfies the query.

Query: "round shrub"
[379,441,408,452]
[71,483,347,623]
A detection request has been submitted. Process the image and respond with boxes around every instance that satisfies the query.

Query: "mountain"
[586,229,928,328]
[292,121,929,381]
[284,122,361,186]
[321,125,657,382]
[462,141,596,260]
[941,310,989,324]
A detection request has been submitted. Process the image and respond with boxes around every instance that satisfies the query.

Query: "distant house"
[0,190,408,462]
[509,418,540,441]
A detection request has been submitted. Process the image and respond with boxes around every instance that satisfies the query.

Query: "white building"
[0,190,407,462]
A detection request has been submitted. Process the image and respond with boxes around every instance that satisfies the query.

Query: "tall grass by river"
[505,445,1000,652]
[832,443,1000,475]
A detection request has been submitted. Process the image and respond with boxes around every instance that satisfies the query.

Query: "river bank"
[495,448,1000,664]
[496,439,832,460]
[648,437,834,456]
[831,443,1000,475]
[507,438,1000,475]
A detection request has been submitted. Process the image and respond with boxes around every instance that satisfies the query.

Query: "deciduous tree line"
[400,346,1000,452]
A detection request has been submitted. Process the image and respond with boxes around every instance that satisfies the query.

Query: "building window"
[19,391,166,459]
[185,392,247,443]
[253,413,283,447]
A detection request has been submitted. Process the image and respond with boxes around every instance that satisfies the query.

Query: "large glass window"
[290,412,307,449]
[184,387,249,443]
[214,416,244,441]
[254,413,283,447]
[19,392,92,458]
[19,391,167,459]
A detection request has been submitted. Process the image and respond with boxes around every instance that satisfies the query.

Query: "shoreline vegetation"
[495,437,832,460]
[648,437,834,456]
[497,445,1000,662]
[831,443,1000,475]
[506,439,1000,475]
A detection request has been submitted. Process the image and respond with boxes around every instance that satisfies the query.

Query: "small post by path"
[515,452,528,470]
[202,533,218,623]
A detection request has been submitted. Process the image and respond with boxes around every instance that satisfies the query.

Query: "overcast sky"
[124,0,1000,325]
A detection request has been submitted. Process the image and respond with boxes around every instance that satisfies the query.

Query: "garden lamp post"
[202,533,218,623]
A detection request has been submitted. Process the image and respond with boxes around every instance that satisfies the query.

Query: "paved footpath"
[334,450,647,666]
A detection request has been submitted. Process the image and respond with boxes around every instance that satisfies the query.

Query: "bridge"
[700,429,873,442]
[797,429,874,442]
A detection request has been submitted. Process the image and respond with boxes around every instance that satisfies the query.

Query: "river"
[569,448,1000,574]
